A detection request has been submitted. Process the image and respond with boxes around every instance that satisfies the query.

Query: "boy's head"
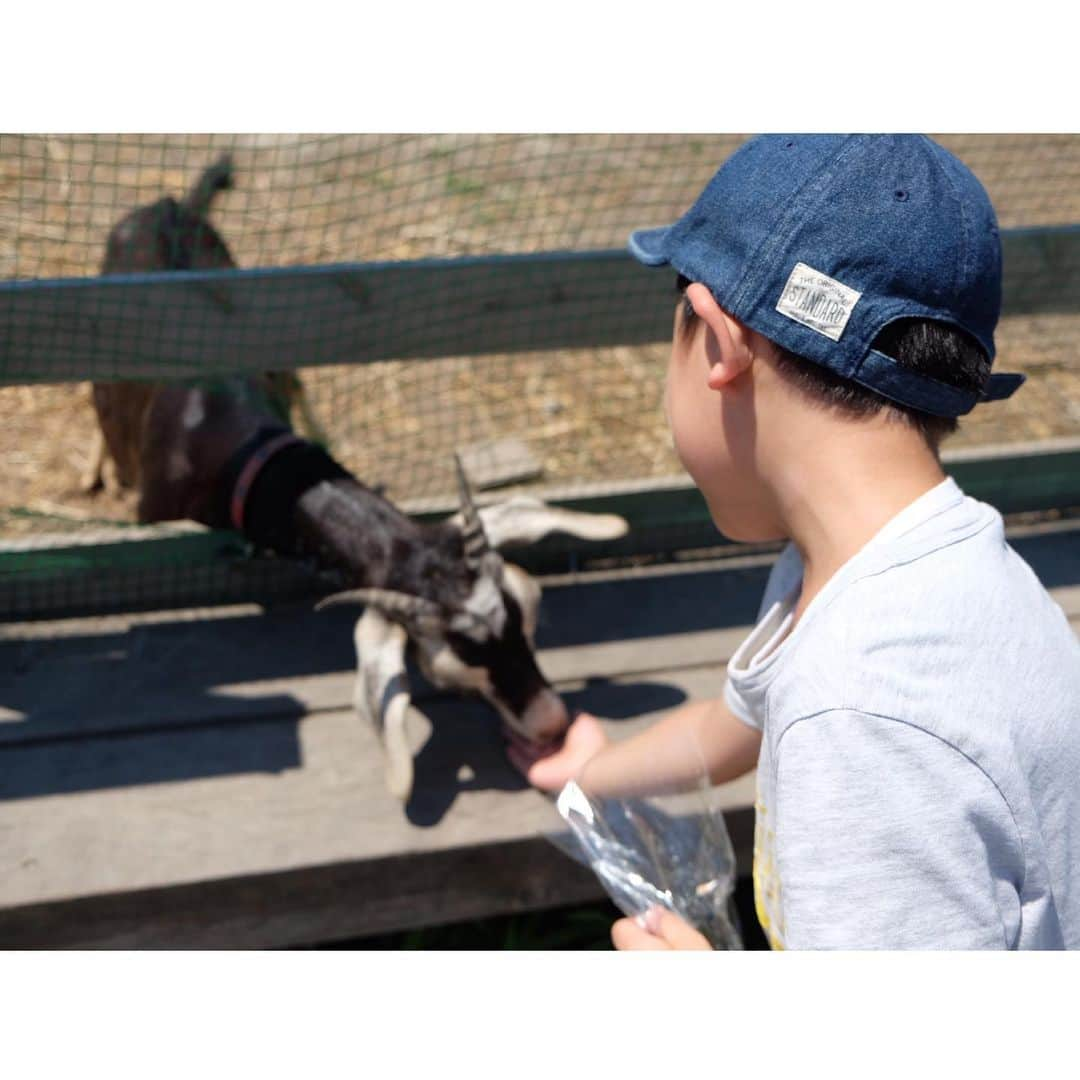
[629,135,1025,540]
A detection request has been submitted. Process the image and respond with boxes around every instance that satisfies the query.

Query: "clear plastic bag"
[551,776,743,950]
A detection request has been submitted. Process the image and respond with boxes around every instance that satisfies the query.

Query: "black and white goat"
[89,157,628,800]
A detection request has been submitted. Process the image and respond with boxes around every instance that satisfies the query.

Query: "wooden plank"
[0,554,781,947]
[0,838,611,949]
[457,436,543,490]
[1,226,1075,387]
[0,667,756,947]
[0,801,751,950]
[5,580,1076,949]
[0,252,672,387]
[0,544,325,621]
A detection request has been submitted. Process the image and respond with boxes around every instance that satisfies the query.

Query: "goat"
[83,154,324,497]
[88,157,629,800]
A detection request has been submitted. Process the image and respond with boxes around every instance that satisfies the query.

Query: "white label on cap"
[776,262,862,342]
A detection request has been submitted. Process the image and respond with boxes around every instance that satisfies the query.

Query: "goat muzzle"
[506,686,570,747]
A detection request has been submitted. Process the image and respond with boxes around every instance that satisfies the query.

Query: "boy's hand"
[611,906,713,951]
[506,711,609,792]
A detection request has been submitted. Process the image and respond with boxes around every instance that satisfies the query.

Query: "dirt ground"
[2,134,1079,538]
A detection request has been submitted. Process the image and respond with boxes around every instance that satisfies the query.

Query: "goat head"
[318,458,628,800]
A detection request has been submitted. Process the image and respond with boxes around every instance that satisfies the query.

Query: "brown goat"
[83,155,322,504]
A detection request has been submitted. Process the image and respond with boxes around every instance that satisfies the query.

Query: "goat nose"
[521,688,570,743]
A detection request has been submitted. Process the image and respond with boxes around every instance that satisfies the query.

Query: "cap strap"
[851,354,1028,421]
[854,350,1025,419]
[855,350,976,416]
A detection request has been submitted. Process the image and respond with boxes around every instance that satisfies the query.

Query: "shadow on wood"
[0,714,303,801]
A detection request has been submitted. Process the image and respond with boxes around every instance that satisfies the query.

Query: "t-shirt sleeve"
[772,710,1024,949]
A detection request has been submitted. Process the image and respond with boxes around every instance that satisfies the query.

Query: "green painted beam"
[1001,227,1080,316]
[0,252,672,386]
[945,437,1080,514]
[4,438,1079,620]
[2,227,1076,387]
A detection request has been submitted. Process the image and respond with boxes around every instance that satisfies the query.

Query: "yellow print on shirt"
[753,795,786,950]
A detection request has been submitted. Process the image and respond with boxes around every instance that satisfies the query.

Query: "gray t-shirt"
[724,477,1080,949]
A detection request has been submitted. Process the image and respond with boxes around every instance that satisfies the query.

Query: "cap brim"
[980,371,1026,402]
[627,226,673,267]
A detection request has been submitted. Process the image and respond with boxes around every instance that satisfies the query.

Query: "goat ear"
[457,495,629,550]
[353,607,427,801]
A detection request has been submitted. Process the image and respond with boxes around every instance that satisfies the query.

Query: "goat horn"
[316,587,442,621]
[453,452,491,571]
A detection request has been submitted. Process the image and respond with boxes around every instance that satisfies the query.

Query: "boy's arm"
[510,697,761,798]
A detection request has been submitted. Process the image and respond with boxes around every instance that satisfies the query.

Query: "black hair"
[675,274,991,450]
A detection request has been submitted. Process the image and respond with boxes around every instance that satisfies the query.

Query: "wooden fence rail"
[1,226,1078,386]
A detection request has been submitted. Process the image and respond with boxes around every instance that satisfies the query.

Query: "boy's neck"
[769,421,947,624]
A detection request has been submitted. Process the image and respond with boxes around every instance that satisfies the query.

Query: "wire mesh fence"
[2,134,1079,617]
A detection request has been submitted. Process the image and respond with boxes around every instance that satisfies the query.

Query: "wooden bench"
[2,519,1079,947]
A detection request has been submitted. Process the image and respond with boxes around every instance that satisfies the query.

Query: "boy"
[509,135,1080,950]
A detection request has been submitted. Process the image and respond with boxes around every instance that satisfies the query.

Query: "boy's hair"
[676,275,992,449]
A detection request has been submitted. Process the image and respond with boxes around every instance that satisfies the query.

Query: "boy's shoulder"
[766,486,1080,742]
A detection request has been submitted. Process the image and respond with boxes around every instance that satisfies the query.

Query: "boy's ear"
[686,283,754,391]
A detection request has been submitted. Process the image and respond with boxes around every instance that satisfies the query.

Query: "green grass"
[445,173,486,197]
[360,170,393,191]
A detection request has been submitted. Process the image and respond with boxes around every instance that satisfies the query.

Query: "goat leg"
[353,606,425,801]
[80,426,107,493]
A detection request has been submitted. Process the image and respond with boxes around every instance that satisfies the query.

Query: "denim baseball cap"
[629,134,1025,418]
